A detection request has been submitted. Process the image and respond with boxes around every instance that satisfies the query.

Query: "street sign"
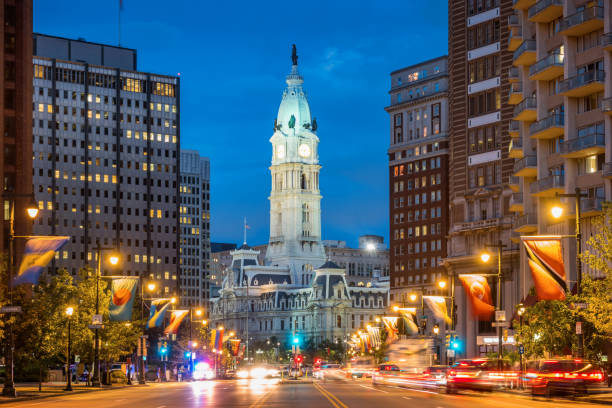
[88,324,104,330]
[576,321,582,335]
[0,306,22,313]
[519,345,524,355]
[575,303,588,309]
[446,349,455,357]
[492,322,509,327]
[75,355,80,363]
[92,314,102,325]
[495,311,506,322]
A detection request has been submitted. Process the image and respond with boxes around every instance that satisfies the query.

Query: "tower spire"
[291,44,298,66]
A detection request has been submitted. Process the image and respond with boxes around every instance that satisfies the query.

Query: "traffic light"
[503,329,508,342]
[160,341,168,355]
[294,355,303,365]
[292,336,300,345]
[450,336,460,350]
[445,334,451,348]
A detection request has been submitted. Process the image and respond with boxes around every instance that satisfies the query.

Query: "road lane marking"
[402,396,412,400]
[313,382,349,408]
[358,384,388,393]
[249,389,273,408]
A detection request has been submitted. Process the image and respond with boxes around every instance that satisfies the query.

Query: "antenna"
[243,217,247,246]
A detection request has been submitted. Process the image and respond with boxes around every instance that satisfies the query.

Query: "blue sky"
[35,0,448,248]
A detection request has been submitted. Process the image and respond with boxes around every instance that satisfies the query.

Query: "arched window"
[301,174,308,189]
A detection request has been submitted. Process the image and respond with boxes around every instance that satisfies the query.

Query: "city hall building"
[209,48,389,346]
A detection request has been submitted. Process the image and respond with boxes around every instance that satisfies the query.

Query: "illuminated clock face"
[298,144,311,158]
[276,145,285,159]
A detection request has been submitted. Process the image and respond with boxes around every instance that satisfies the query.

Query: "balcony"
[508,175,520,192]
[508,83,523,105]
[528,0,563,23]
[513,155,537,178]
[559,7,603,37]
[455,218,504,233]
[603,33,612,51]
[559,70,605,98]
[513,40,536,66]
[529,114,564,140]
[513,97,537,122]
[604,162,612,179]
[514,213,538,233]
[560,133,605,159]
[508,27,523,52]
[509,192,524,212]
[508,67,519,83]
[601,97,612,115]
[528,54,564,81]
[509,120,520,137]
[529,175,565,197]
[508,15,520,27]
[581,197,604,217]
[513,0,536,10]
[509,138,524,159]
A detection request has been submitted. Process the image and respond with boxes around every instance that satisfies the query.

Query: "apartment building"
[509,0,610,288]
[446,0,523,358]
[385,56,450,304]
[32,34,180,295]
[1,0,33,252]
[179,150,210,308]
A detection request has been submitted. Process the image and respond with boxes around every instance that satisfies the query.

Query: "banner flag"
[367,326,381,348]
[398,307,419,335]
[209,329,217,350]
[215,328,225,350]
[230,339,241,356]
[458,274,495,320]
[13,236,70,286]
[109,277,139,321]
[147,299,171,328]
[382,316,399,344]
[238,343,245,358]
[359,333,369,352]
[423,295,452,324]
[522,236,567,300]
[163,310,189,335]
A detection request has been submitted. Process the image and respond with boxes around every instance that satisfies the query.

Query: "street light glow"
[409,293,417,302]
[551,205,564,219]
[480,252,491,263]
[229,331,235,337]
[392,305,399,312]
[147,282,156,292]
[195,309,203,317]
[65,306,74,316]
[171,297,177,304]
[109,254,120,265]
[202,320,208,326]
[438,280,447,289]
[366,242,376,252]
[26,206,39,219]
[375,317,381,323]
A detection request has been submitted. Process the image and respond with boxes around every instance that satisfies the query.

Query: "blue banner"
[13,236,70,286]
[109,278,139,321]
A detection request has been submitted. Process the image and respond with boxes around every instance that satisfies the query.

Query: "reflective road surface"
[0,379,608,408]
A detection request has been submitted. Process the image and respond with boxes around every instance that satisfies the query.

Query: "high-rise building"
[32,34,180,295]
[446,0,521,357]
[1,0,33,252]
[509,0,611,309]
[385,56,450,305]
[179,150,210,308]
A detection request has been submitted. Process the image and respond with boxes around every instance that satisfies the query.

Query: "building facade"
[446,0,523,358]
[509,1,611,306]
[385,56,451,305]
[179,150,210,308]
[32,34,180,295]
[209,47,388,347]
[1,0,33,252]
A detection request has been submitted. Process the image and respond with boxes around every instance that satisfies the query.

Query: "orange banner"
[522,236,566,300]
[458,274,495,320]
[163,310,189,335]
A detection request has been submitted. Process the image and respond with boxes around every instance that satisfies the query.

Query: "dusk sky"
[35,0,448,248]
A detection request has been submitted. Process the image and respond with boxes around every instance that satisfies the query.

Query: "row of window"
[392,157,443,177]
[394,239,444,256]
[393,190,444,208]
[394,83,442,104]
[393,256,444,274]
[35,89,177,113]
[393,223,444,240]
[393,207,444,224]
[392,173,443,193]
[395,65,442,86]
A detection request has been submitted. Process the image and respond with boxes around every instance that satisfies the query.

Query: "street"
[0,379,608,408]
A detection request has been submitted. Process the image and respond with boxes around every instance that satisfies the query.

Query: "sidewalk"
[0,382,137,404]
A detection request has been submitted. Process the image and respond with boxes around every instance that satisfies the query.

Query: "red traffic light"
[294,354,303,364]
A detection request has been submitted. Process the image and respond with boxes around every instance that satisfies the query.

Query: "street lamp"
[138,280,158,385]
[480,240,507,371]
[2,193,39,397]
[551,188,587,357]
[64,306,74,391]
[92,246,120,387]
[433,324,440,335]
[517,303,525,386]
[437,280,447,290]
[147,282,156,292]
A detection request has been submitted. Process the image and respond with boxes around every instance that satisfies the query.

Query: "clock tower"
[266,45,326,285]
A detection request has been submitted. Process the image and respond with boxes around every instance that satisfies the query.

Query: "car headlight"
[236,370,249,379]
[250,367,267,379]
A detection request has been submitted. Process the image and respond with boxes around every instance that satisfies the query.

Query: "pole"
[139,278,146,384]
[245,279,249,364]
[2,199,16,397]
[497,240,503,371]
[189,309,193,377]
[65,318,72,391]
[92,245,101,387]
[519,314,524,389]
[575,187,583,358]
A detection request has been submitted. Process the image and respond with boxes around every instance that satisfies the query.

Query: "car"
[421,366,449,388]
[446,359,517,393]
[527,359,605,397]
[371,364,401,386]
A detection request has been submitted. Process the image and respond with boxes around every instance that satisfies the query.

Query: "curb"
[0,384,146,405]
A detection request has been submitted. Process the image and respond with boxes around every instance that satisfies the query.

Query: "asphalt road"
[0,379,607,408]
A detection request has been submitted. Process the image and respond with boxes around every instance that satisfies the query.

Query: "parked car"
[527,359,605,397]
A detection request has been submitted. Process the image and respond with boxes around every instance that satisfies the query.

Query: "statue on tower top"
[291,44,298,66]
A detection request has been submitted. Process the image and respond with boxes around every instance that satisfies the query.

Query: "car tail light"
[449,370,456,376]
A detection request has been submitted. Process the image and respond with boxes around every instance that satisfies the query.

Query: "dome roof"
[276,48,312,132]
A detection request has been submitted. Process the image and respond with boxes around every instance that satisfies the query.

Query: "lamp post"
[2,193,39,397]
[92,246,120,387]
[65,306,75,391]
[189,307,204,376]
[480,240,507,371]
[551,187,588,358]
[517,304,525,388]
[138,281,157,384]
